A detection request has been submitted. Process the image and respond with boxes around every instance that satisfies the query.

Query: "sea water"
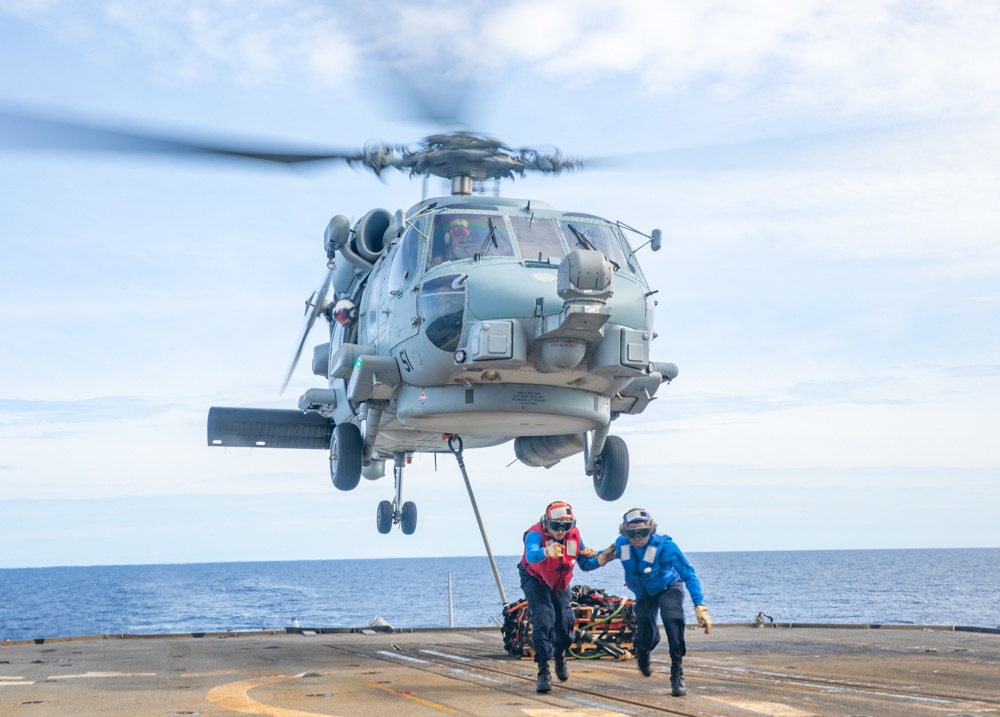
[1,548,997,641]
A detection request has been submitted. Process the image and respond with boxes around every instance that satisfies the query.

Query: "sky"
[1,0,998,569]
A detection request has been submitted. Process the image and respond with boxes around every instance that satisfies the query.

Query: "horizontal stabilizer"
[207,407,331,449]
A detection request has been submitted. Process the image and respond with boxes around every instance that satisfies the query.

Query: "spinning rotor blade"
[0,106,363,167]
[576,121,965,174]
[579,134,842,173]
[382,72,478,129]
[281,268,334,395]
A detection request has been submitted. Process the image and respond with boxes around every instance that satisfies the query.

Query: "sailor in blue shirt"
[612,507,712,697]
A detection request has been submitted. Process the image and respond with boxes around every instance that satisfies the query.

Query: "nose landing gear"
[375,451,417,534]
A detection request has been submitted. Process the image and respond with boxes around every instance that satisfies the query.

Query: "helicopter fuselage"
[310,195,671,459]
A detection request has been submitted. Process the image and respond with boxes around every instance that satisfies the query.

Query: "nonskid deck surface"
[2,626,998,716]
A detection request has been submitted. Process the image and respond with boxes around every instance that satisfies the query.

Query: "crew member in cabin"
[520,501,616,693]
[331,298,358,327]
[611,507,711,697]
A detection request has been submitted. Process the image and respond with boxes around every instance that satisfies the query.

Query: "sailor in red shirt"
[520,501,616,692]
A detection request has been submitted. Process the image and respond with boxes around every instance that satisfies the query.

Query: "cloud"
[6,1,1000,119]
[0,397,174,424]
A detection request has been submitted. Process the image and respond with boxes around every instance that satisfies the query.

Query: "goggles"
[622,525,654,539]
[546,520,575,532]
[448,226,472,241]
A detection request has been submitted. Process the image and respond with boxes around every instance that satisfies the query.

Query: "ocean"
[1,548,997,642]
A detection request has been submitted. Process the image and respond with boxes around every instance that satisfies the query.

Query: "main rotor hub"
[357,131,582,186]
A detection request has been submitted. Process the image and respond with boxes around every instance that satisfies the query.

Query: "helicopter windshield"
[428,213,513,268]
[388,216,426,293]
[509,215,566,263]
[562,219,640,277]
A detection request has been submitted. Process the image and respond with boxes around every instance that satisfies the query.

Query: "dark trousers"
[633,581,686,661]
[518,564,574,664]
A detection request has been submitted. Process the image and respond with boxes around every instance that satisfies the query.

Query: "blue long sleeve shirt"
[615,533,705,605]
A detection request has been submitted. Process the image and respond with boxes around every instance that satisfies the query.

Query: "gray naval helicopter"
[1,107,675,535]
[209,132,678,536]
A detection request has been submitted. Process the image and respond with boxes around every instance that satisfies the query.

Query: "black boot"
[536,661,552,693]
[554,650,569,682]
[636,649,652,677]
[670,659,686,697]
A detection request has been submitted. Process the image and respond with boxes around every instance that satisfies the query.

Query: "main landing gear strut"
[328,424,416,535]
[376,451,417,535]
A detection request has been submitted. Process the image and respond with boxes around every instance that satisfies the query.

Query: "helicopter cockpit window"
[562,220,637,276]
[420,273,466,352]
[387,217,426,293]
[427,213,514,268]
[509,215,566,263]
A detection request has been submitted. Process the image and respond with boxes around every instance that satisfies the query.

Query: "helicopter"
[209,131,679,536]
[2,108,677,536]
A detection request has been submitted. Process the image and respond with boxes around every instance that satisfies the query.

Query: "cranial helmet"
[619,507,657,536]
[447,218,473,242]
[332,298,357,325]
[542,501,576,532]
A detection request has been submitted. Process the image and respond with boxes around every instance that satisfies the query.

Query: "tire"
[330,422,363,491]
[400,501,417,535]
[376,500,393,534]
[593,435,629,501]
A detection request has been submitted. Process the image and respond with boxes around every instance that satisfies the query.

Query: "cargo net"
[502,585,636,660]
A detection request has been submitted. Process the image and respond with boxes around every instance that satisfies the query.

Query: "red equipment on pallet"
[501,585,636,660]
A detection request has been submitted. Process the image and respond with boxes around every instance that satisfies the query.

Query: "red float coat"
[520,523,582,592]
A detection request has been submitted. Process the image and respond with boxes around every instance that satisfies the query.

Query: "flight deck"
[2,624,998,716]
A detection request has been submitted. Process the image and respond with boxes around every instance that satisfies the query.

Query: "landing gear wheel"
[593,435,629,501]
[376,500,393,534]
[330,422,363,491]
[400,501,417,535]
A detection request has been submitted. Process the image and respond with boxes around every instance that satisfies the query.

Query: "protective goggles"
[622,525,654,539]
[448,226,471,240]
[546,520,575,532]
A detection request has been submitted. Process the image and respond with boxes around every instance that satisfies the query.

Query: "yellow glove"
[596,543,618,567]
[544,542,564,559]
[579,546,599,558]
[694,605,712,634]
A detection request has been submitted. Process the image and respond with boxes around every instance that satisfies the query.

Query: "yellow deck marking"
[365,681,458,713]
[206,674,335,717]
[702,698,816,717]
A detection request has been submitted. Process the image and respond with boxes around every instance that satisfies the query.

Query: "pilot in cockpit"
[431,217,479,267]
